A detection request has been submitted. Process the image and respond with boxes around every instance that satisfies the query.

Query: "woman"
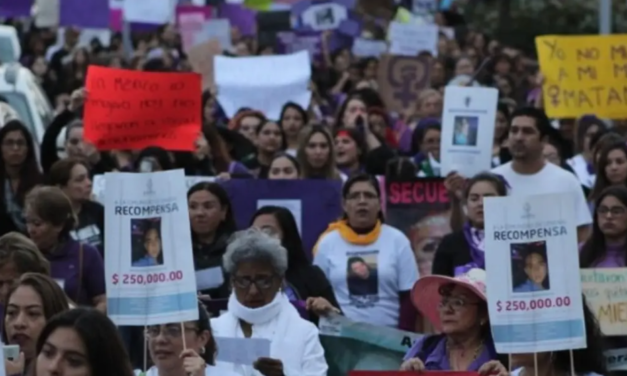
[510,301,606,376]
[245,121,286,178]
[334,128,367,177]
[432,173,508,276]
[411,120,442,177]
[188,182,237,299]
[31,308,135,376]
[0,232,50,303]
[581,186,627,268]
[567,116,607,189]
[492,103,511,167]
[0,120,43,236]
[251,206,340,324]
[589,141,627,203]
[212,229,328,375]
[227,110,266,144]
[280,102,308,156]
[334,94,368,129]
[3,273,71,376]
[401,269,507,374]
[48,158,105,256]
[140,302,239,376]
[24,186,106,310]
[297,126,341,180]
[313,173,419,330]
[132,223,163,267]
[268,153,301,180]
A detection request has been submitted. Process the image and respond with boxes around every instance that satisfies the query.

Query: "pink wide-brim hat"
[411,268,487,331]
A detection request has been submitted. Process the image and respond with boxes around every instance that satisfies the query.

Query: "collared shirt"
[46,240,105,306]
[513,279,545,293]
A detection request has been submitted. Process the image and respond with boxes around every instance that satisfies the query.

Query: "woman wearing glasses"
[139,302,239,376]
[212,229,328,376]
[400,269,507,374]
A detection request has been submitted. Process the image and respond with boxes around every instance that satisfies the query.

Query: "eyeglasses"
[232,275,276,290]
[597,206,626,216]
[145,325,198,339]
[438,297,480,311]
[2,140,26,149]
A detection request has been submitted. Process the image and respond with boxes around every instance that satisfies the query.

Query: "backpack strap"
[76,243,84,303]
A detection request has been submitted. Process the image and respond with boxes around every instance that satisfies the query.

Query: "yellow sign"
[535,35,627,119]
[581,268,627,335]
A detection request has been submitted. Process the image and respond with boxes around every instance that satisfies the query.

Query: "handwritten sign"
[377,54,431,113]
[581,268,627,335]
[536,35,627,119]
[84,66,201,151]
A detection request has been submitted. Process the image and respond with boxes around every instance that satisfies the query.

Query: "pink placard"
[110,9,123,31]
[176,5,213,51]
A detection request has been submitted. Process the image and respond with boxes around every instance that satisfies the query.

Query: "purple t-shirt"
[45,240,106,306]
[593,245,625,268]
[404,335,497,371]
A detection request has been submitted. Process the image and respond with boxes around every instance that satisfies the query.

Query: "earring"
[200,346,206,354]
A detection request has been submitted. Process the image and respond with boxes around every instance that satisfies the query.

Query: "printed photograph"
[452,116,479,146]
[346,251,379,296]
[510,241,550,293]
[131,217,164,268]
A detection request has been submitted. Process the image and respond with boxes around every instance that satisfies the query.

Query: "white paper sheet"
[122,0,175,24]
[352,38,388,58]
[214,337,271,365]
[388,22,438,57]
[215,51,311,119]
[195,19,233,51]
[195,267,225,291]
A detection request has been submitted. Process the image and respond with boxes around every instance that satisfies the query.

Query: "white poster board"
[484,193,586,354]
[440,86,498,177]
[388,22,438,57]
[105,170,198,326]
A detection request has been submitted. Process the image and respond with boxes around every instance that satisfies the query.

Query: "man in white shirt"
[446,107,591,242]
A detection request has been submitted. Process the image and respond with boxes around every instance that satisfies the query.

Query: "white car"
[0,62,54,150]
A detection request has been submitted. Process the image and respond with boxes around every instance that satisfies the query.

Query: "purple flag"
[222,179,343,259]
[276,30,323,64]
[218,3,256,36]
[60,0,109,28]
[0,0,33,17]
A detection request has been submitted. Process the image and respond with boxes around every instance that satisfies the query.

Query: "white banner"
[214,51,312,119]
[606,348,627,371]
[484,193,586,353]
[440,86,498,177]
[105,170,198,326]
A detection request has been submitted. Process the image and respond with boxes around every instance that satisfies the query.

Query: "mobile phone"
[3,345,19,360]
[355,115,365,133]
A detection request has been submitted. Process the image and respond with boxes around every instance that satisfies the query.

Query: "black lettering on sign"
[614,63,627,78]
[113,78,160,92]
[557,68,569,82]
[170,81,186,91]
[550,86,627,109]
[543,39,565,60]
[400,336,414,348]
[139,99,164,110]
[610,45,627,60]
[576,47,600,61]
[577,66,597,81]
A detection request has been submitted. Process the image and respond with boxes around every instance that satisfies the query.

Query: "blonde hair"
[0,232,50,275]
[296,125,340,180]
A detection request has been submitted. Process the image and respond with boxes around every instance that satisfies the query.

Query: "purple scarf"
[455,223,485,276]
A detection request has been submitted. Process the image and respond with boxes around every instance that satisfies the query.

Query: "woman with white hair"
[212,229,328,376]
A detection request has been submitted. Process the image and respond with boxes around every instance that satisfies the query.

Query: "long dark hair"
[250,206,311,270]
[580,185,627,268]
[0,120,42,205]
[279,102,308,128]
[589,141,627,201]
[341,173,384,222]
[32,308,135,376]
[450,172,508,231]
[187,182,237,241]
[142,223,164,264]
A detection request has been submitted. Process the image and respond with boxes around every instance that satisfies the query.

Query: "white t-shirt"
[567,153,596,188]
[135,364,239,376]
[313,224,419,327]
[511,368,603,376]
[491,162,592,226]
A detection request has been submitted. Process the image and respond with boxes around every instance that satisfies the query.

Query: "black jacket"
[431,231,472,277]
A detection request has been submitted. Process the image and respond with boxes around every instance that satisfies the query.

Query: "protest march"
[1,0,627,375]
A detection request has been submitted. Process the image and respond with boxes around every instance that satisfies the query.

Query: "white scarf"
[227,292,285,325]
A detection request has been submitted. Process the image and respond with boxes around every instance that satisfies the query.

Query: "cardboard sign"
[377,54,431,113]
[536,34,627,119]
[581,268,627,336]
[84,66,201,151]
[187,39,223,91]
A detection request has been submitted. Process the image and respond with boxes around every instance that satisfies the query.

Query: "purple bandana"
[455,223,485,276]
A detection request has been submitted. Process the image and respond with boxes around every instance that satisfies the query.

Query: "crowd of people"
[0,1,625,375]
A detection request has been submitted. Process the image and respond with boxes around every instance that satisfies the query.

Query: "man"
[446,107,591,242]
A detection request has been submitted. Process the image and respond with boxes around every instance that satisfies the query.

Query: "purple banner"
[60,0,109,28]
[276,30,322,64]
[0,0,33,17]
[291,0,360,37]
[222,179,343,258]
[218,3,256,36]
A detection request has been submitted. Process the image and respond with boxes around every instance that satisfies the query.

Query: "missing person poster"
[104,169,198,326]
[484,193,586,353]
[440,86,498,177]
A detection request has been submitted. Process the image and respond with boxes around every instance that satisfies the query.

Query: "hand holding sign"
[84,67,201,151]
